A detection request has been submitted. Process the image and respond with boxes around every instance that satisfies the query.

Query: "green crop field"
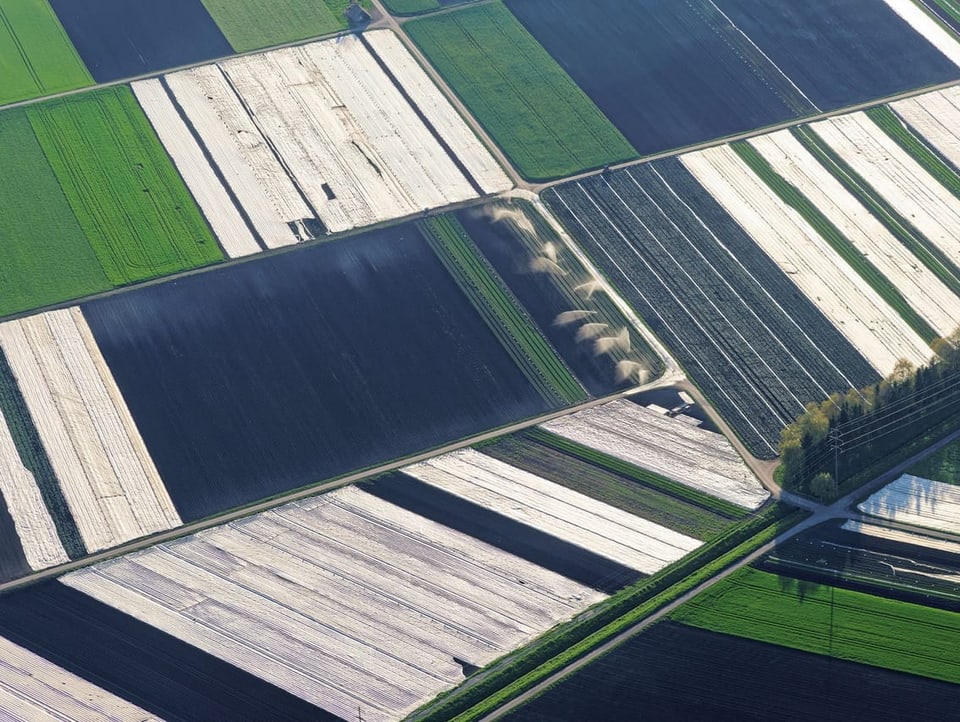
[383,0,439,14]
[673,567,960,684]
[909,437,960,484]
[0,0,91,106]
[419,214,586,407]
[27,87,222,288]
[200,0,371,52]
[406,2,635,180]
[0,109,108,316]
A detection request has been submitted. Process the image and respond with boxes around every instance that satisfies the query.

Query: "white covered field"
[64,485,603,722]
[541,399,769,509]
[135,30,510,256]
[0,410,67,571]
[0,635,155,722]
[894,86,960,170]
[813,112,960,279]
[842,519,960,556]
[402,449,700,574]
[750,130,960,337]
[0,308,181,553]
[858,473,960,535]
[683,145,931,374]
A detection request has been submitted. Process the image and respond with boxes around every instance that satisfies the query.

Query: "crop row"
[419,214,585,406]
[544,161,877,457]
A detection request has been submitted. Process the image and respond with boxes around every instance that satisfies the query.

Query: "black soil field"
[0,582,330,720]
[509,622,960,721]
[49,0,232,82]
[0,491,29,582]
[459,207,633,397]
[715,0,960,109]
[83,224,553,522]
[363,473,641,593]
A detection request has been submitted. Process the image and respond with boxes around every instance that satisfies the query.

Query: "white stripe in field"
[0,635,157,721]
[542,399,769,510]
[0,309,181,553]
[363,30,512,195]
[881,0,960,68]
[858,474,960,534]
[131,78,261,258]
[164,65,303,249]
[682,145,931,374]
[892,86,960,169]
[402,448,701,574]
[750,130,960,337]
[0,411,67,571]
[63,485,601,722]
[813,112,960,278]
[842,519,960,555]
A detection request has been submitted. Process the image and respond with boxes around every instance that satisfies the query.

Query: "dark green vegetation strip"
[931,0,960,27]
[867,105,960,199]
[27,86,222,288]
[910,435,960,484]
[200,0,371,52]
[791,124,960,300]
[0,0,91,106]
[0,109,108,317]
[420,215,586,406]
[481,435,732,540]
[732,140,936,343]
[0,349,85,559]
[525,427,746,519]
[405,2,635,180]
[673,566,960,684]
[383,0,440,14]
[411,504,802,721]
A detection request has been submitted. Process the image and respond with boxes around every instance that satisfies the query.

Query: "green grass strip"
[0,109,108,318]
[27,86,223,287]
[791,124,960,303]
[424,506,806,722]
[525,427,746,518]
[419,214,586,406]
[0,349,85,559]
[732,140,937,344]
[908,434,960,484]
[406,2,635,180]
[0,0,91,106]
[383,0,440,14]
[867,105,960,201]
[200,0,370,52]
[673,566,960,684]
[932,0,960,26]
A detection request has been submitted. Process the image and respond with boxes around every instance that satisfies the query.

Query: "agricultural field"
[0,634,154,720]
[0,308,181,558]
[26,87,223,285]
[199,0,369,52]
[763,520,960,610]
[504,0,960,157]
[405,2,635,180]
[394,449,701,581]
[81,221,557,522]
[61,484,608,721]
[0,0,91,105]
[460,200,662,396]
[138,31,509,255]
[909,434,960,483]
[541,399,769,509]
[508,621,960,721]
[0,582,327,720]
[544,160,879,458]
[859,474,960,534]
[672,566,960,684]
[481,433,736,540]
[48,0,232,82]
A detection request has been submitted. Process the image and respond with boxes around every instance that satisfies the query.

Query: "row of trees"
[780,331,960,496]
